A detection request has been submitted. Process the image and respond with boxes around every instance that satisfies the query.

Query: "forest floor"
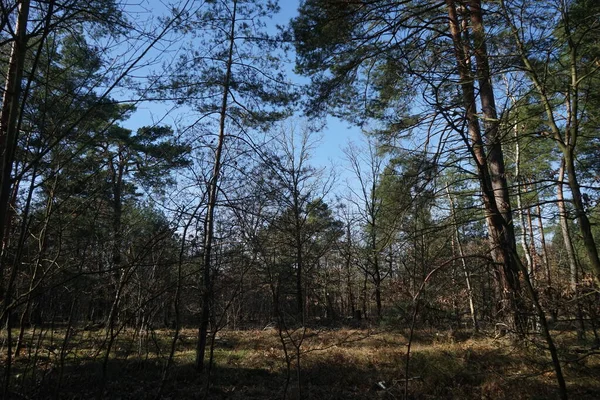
[4,326,600,399]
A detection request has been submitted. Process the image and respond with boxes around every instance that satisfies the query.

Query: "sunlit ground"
[2,327,600,399]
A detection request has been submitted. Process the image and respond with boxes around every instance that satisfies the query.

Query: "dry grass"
[2,327,600,399]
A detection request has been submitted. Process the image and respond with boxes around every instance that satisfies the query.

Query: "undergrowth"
[2,327,599,399]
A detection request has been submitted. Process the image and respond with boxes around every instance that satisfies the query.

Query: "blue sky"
[120,0,364,193]
[276,1,364,184]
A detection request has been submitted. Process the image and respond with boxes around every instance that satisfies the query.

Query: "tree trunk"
[374,269,382,319]
[344,222,356,317]
[294,197,305,323]
[446,186,479,332]
[557,159,578,292]
[557,159,585,340]
[526,203,537,284]
[0,3,30,395]
[514,124,533,276]
[105,146,126,329]
[564,152,600,286]
[196,0,238,372]
[447,0,522,331]
[0,0,29,258]
[536,202,551,287]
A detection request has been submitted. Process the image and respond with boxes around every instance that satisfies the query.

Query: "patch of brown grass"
[3,327,600,399]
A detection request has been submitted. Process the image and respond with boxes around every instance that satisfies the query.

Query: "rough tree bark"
[0,2,30,396]
[447,0,522,330]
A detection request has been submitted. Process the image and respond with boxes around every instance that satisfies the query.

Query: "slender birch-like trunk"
[446,186,478,332]
[196,0,238,373]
